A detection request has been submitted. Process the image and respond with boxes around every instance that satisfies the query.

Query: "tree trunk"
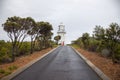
[30,37,33,54]
[39,37,42,50]
[11,46,15,62]
[43,36,45,48]
[33,40,35,51]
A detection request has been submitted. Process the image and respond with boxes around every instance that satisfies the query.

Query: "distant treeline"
[72,23,120,63]
[0,16,55,63]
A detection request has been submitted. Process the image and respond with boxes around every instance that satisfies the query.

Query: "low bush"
[0,69,5,74]
[8,65,18,71]
[18,42,31,56]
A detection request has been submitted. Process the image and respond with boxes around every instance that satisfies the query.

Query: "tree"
[2,16,31,62]
[81,33,90,48]
[93,25,106,51]
[26,17,36,54]
[93,23,120,62]
[71,22,120,63]
[39,21,53,48]
[46,32,53,47]
[54,35,61,45]
[105,23,120,62]
[2,16,54,62]
[93,25,105,40]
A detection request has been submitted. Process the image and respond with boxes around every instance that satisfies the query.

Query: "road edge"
[1,47,58,80]
[71,47,111,80]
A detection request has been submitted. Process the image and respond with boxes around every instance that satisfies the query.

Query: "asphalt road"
[11,46,101,80]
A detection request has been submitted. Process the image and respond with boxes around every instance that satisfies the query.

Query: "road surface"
[12,46,101,80]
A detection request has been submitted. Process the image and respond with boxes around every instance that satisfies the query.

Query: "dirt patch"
[0,48,52,79]
[76,48,120,80]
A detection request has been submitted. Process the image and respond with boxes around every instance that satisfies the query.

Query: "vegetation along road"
[11,46,101,80]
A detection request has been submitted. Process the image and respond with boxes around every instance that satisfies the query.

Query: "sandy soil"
[76,48,120,80]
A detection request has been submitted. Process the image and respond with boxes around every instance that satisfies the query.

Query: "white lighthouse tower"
[57,23,66,45]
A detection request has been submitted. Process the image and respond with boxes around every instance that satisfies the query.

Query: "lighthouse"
[57,23,66,45]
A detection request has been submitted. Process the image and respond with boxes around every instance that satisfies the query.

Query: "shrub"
[114,45,120,62]
[18,42,31,56]
[8,65,18,71]
[0,69,5,74]
[0,69,11,77]
[0,47,11,63]
[4,71,11,76]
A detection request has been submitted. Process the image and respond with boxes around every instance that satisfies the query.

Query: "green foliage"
[81,33,90,49]
[0,69,11,76]
[71,44,80,48]
[18,42,31,55]
[2,16,53,62]
[93,25,105,40]
[88,38,99,52]
[54,35,61,45]
[0,47,9,61]
[0,69,5,74]
[2,16,33,61]
[71,37,83,48]
[72,22,120,63]
[4,71,11,76]
[38,21,53,49]
[93,23,120,61]
[0,40,11,63]
[114,45,120,60]
[8,65,18,71]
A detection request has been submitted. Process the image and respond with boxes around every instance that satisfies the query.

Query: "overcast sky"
[0,0,120,44]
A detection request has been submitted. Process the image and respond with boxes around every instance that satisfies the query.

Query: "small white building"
[57,23,66,45]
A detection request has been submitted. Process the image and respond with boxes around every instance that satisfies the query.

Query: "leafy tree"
[54,35,61,45]
[39,21,53,48]
[93,25,105,40]
[92,23,120,62]
[46,32,53,47]
[105,23,120,62]
[26,17,36,54]
[81,33,90,48]
[93,25,106,51]
[2,16,32,62]
[72,22,120,63]
[1,16,54,63]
